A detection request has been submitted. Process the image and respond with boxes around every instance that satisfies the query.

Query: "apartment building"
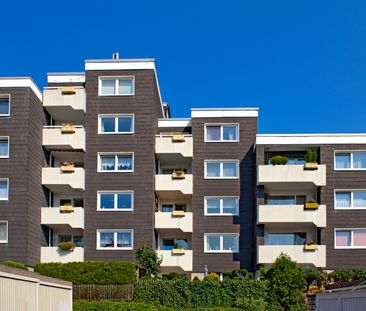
[0,56,365,277]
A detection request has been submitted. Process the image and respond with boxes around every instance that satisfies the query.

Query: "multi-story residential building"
[0,56,365,277]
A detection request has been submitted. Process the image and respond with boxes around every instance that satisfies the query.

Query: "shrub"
[58,242,75,251]
[301,268,322,284]
[204,272,220,282]
[2,260,27,270]
[331,269,355,282]
[235,297,268,311]
[136,245,162,277]
[269,155,288,165]
[34,262,136,285]
[305,149,318,164]
[73,301,173,311]
[223,268,252,280]
[353,269,366,280]
[165,272,180,280]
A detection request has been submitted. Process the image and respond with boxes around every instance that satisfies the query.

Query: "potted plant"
[61,86,76,95]
[60,161,75,173]
[304,240,318,251]
[171,242,185,255]
[172,169,185,179]
[305,199,318,210]
[172,134,185,142]
[61,123,75,134]
[304,149,318,170]
[269,155,288,165]
[58,242,76,252]
[59,203,74,213]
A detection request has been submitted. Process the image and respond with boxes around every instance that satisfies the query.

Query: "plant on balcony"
[305,199,318,210]
[172,169,185,179]
[58,242,75,252]
[135,245,162,278]
[269,155,288,165]
[172,242,185,255]
[61,123,75,134]
[304,240,318,251]
[60,161,75,173]
[304,149,318,170]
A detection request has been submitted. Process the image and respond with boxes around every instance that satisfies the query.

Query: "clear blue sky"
[1,0,366,133]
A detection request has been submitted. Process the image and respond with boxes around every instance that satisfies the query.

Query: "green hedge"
[2,260,28,270]
[34,262,136,285]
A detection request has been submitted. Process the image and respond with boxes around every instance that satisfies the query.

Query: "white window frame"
[97,191,134,211]
[160,202,187,212]
[204,160,239,179]
[204,123,239,142]
[0,95,10,116]
[98,114,135,134]
[0,178,9,201]
[334,189,366,210]
[96,229,134,250]
[0,220,8,243]
[98,76,135,96]
[204,196,239,216]
[0,136,9,158]
[97,152,134,173]
[204,233,239,253]
[334,228,366,249]
[334,150,366,171]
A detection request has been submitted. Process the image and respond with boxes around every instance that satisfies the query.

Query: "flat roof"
[256,134,366,145]
[191,108,259,118]
[47,72,85,84]
[0,77,42,101]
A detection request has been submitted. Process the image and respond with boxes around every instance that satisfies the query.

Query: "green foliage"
[204,272,220,282]
[301,268,322,284]
[2,260,27,270]
[223,268,252,280]
[265,254,307,311]
[353,269,366,280]
[305,149,318,164]
[58,242,75,251]
[73,301,173,311]
[136,245,163,277]
[269,155,288,165]
[330,269,355,282]
[165,272,180,280]
[34,262,136,285]
[235,297,268,311]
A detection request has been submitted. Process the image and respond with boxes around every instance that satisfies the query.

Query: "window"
[266,195,306,205]
[0,179,9,200]
[97,230,133,250]
[162,239,188,250]
[205,160,239,179]
[98,191,133,211]
[57,235,84,247]
[161,203,186,212]
[335,229,366,248]
[267,233,306,245]
[205,197,239,215]
[205,124,238,142]
[0,96,10,116]
[99,115,134,134]
[335,152,366,170]
[0,221,8,243]
[99,77,134,96]
[0,137,9,158]
[204,234,239,252]
[335,191,366,209]
[98,153,133,172]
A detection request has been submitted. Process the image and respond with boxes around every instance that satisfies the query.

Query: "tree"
[135,245,162,278]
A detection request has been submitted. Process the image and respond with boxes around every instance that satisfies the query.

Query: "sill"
[204,140,239,143]
[204,250,238,253]
[98,94,134,97]
[0,198,9,201]
[334,169,366,171]
[0,115,10,117]
[0,156,9,159]
[97,209,134,212]
[98,170,134,173]
[97,247,133,250]
[204,177,239,180]
[335,208,366,210]
[204,213,239,216]
[0,241,8,244]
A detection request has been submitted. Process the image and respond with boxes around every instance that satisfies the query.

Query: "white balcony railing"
[40,247,84,263]
[155,212,193,232]
[42,126,85,150]
[155,134,193,158]
[157,250,193,272]
[41,207,84,229]
[42,167,85,192]
[155,174,193,195]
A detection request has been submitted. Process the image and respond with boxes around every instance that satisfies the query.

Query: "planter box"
[60,165,75,173]
[304,163,318,170]
[305,202,319,209]
[61,87,76,95]
[59,205,74,213]
[304,244,318,251]
[171,249,185,255]
[172,171,185,179]
[172,210,185,217]
[61,125,75,134]
[172,134,185,142]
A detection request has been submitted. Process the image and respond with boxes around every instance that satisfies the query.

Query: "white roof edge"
[47,72,85,84]
[0,77,42,101]
[158,119,192,128]
[191,108,259,118]
[256,134,366,145]
[85,58,155,63]
[47,72,85,76]
[158,118,192,121]
[191,107,259,111]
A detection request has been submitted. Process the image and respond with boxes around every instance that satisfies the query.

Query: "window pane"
[117,155,132,171]
[206,126,221,141]
[118,116,133,133]
[223,125,238,141]
[336,231,351,247]
[101,117,115,133]
[0,222,7,241]
[58,235,72,243]
[267,196,295,205]
[100,193,114,209]
[335,154,351,169]
[175,239,188,250]
[0,98,9,115]
[117,232,132,248]
[267,233,294,245]
[353,230,366,247]
[162,205,173,212]
[0,139,8,157]
[223,162,238,177]
[100,156,115,171]
[163,239,174,250]
[101,80,115,95]
[118,79,133,95]
[223,235,238,252]
[73,236,84,247]
[206,162,220,177]
[353,152,366,169]
[100,232,115,247]
[294,233,306,245]
[354,192,366,208]
[117,193,132,209]
[206,198,220,214]
[335,192,351,208]
[206,235,220,251]
[0,180,8,199]
[223,198,238,214]
[175,204,186,211]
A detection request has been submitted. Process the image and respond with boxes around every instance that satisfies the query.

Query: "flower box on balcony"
[304,163,318,170]
[171,248,185,255]
[60,163,75,173]
[59,205,74,213]
[305,202,318,209]
[172,210,185,217]
[304,244,318,251]
[172,170,185,179]
[61,124,75,134]
[61,87,76,95]
[172,134,185,142]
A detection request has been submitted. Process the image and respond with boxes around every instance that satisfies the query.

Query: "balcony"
[155,134,193,158]
[155,174,193,196]
[155,212,193,233]
[42,167,85,192]
[40,247,84,263]
[258,165,326,186]
[258,245,326,267]
[43,86,86,122]
[43,126,86,151]
[41,207,84,229]
[257,205,326,227]
[157,250,193,273]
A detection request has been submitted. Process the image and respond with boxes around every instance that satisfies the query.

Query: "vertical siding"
[39,284,72,311]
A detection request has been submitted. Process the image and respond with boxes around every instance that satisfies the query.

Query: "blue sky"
[1,0,366,133]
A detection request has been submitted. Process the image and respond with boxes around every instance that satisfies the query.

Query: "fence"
[73,284,134,301]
